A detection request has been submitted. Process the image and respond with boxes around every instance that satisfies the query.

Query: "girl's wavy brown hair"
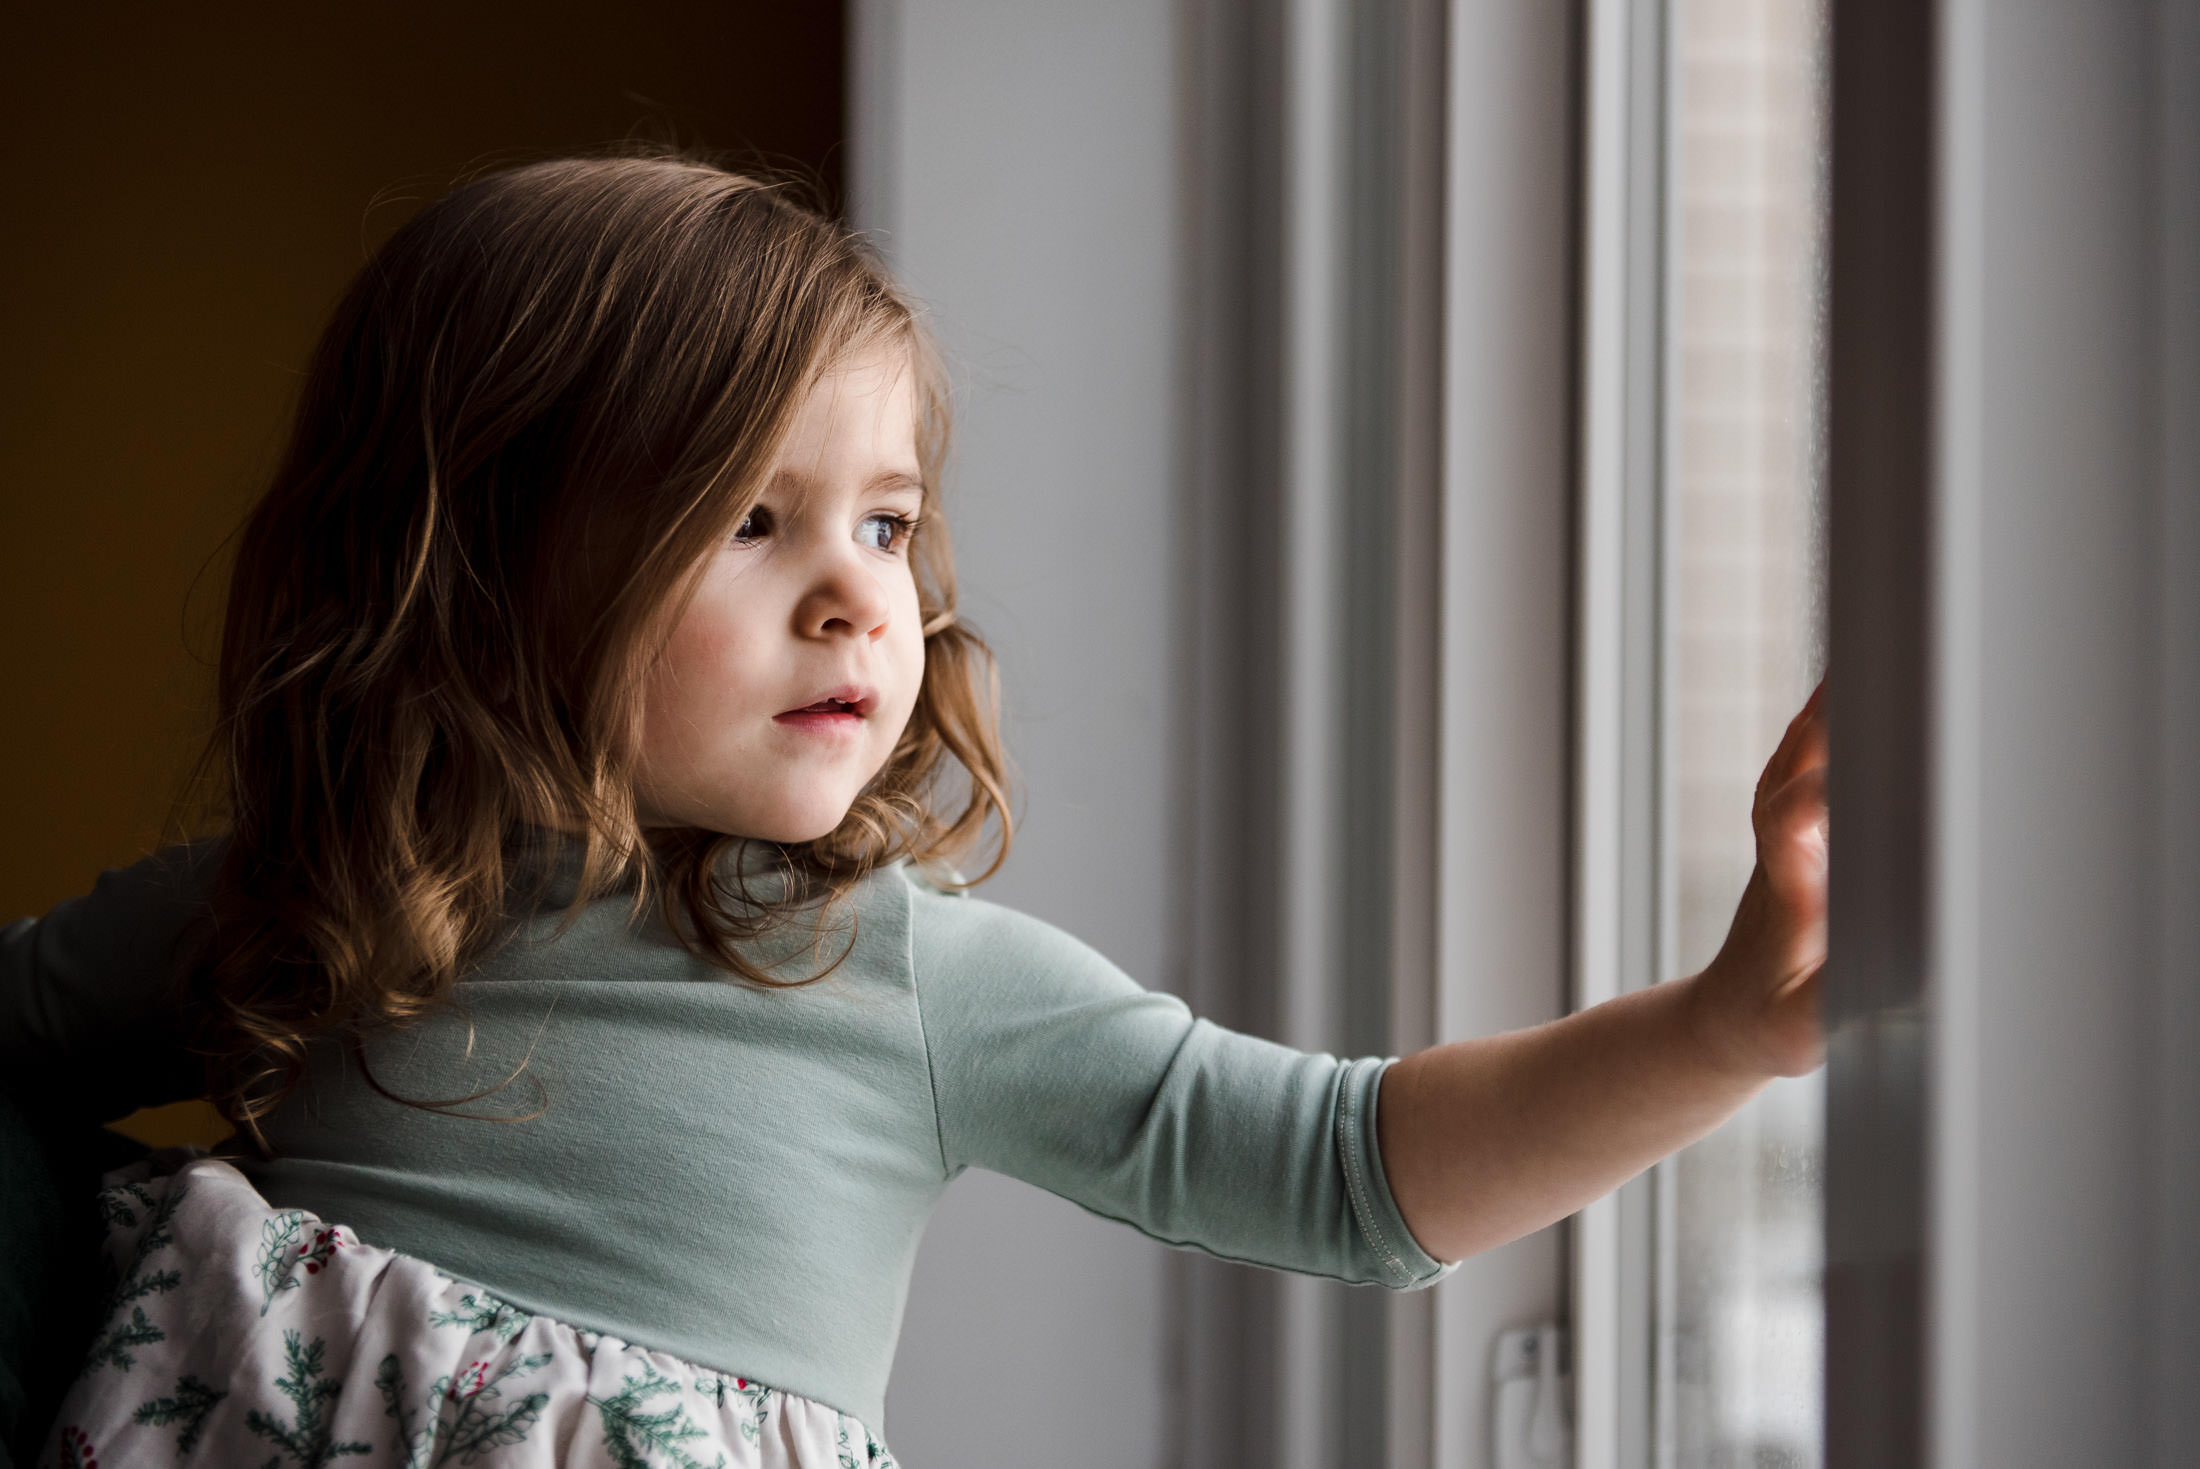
[189,154,1011,1148]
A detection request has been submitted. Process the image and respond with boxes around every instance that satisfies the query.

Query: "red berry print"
[293,1226,345,1278]
[57,1424,97,1469]
[447,1360,492,1401]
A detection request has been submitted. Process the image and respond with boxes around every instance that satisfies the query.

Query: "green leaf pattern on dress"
[426,1291,533,1344]
[132,1374,229,1452]
[732,1382,773,1448]
[689,1372,777,1447]
[588,1361,727,1469]
[242,1329,374,1468]
[255,1211,307,1315]
[83,1180,187,1373]
[97,1180,157,1230]
[378,1350,553,1468]
[831,1413,897,1469]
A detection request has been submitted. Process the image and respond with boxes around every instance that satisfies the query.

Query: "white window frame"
[1573,0,1670,1464]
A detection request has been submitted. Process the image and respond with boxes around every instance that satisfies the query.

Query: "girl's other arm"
[0,843,217,1122]
[1379,686,1827,1263]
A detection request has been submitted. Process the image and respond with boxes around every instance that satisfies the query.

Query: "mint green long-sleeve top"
[0,844,1451,1427]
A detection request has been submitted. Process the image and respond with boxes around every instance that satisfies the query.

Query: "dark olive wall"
[0,5,845,921]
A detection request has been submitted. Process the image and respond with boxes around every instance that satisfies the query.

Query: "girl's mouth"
[774,685,876,731]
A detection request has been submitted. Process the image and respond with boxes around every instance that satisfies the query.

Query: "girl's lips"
[774,708,865,734]
[773,684,877,729]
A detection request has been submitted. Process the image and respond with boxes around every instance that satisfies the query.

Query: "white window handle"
[1492,1324,1573,1469]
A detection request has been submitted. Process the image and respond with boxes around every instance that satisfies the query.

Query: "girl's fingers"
[1755,679,1829,816]
[1757,762,1829,909]
[1759,761,1829,843]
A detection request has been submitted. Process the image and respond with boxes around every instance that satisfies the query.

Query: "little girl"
[0,155,1827,1468]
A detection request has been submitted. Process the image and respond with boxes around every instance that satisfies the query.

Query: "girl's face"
[633,342,928,842]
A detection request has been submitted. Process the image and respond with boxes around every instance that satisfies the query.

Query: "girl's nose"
[796,552,892,641]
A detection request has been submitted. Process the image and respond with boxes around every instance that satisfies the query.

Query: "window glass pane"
[1660,0,1829,1465]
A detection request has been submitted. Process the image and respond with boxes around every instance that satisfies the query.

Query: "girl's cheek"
[668,588,760,677]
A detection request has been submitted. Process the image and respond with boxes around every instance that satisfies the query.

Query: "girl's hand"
[1379,680,1830,1262]
[1689,681,1829,1078]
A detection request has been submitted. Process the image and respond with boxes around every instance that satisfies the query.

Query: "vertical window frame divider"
[1574,0,1670,1465]
[1647,0,1685,1459]
[1428,1,1582,1462]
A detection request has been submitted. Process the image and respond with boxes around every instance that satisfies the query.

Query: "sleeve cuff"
[1337,1056,1458,1290]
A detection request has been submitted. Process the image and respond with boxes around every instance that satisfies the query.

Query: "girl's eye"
[858,513,918,553]
[733,507,774,545]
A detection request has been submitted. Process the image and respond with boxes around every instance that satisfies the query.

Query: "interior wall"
[0,5,842,933]
[851,2,1182,1465]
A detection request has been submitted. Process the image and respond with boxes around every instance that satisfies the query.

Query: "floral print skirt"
[41,1154,896,1469]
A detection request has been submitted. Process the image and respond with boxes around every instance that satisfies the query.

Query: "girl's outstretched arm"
[1378,684,1827,1264]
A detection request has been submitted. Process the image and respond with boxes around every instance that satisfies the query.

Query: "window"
[1658,1,1830,1464]
[1576,1,1831,1464]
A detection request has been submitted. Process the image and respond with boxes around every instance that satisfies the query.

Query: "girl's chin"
[634,768,875,846]
[720,800,861,847]
[755,819,852,846]
[632,801,854,846]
